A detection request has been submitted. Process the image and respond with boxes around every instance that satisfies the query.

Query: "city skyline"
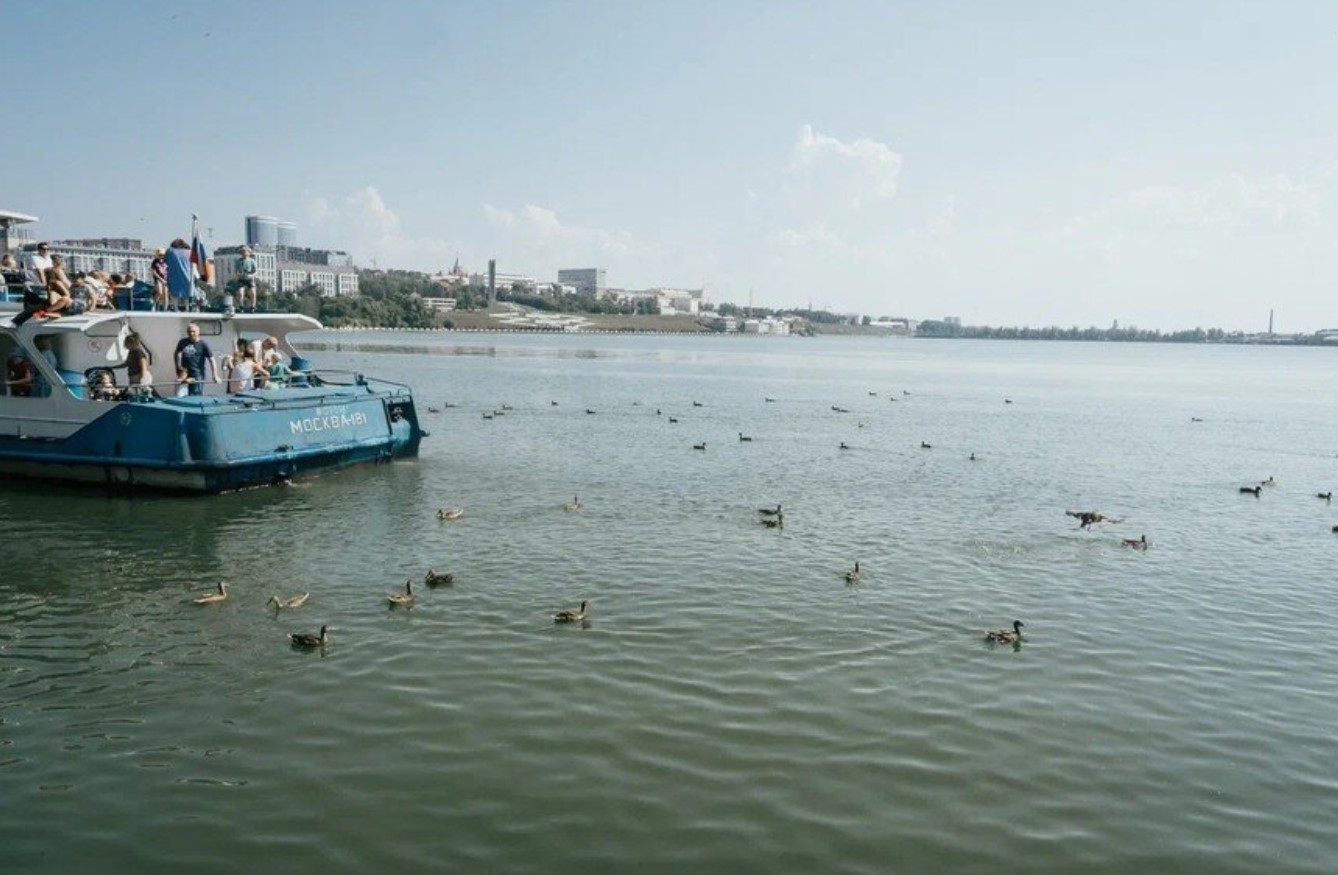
[10,1,1338,332]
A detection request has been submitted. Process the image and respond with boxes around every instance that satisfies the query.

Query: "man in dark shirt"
[173,322,216,396]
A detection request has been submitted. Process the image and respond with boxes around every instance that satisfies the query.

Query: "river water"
[3,333,1337,874]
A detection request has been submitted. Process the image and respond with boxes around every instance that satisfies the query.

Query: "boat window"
[196,320,224,337]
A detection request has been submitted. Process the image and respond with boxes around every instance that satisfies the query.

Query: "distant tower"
[1268,309,1274,334]
[276,220,297,248]
[245,215,278,248]
[488,259,496,305]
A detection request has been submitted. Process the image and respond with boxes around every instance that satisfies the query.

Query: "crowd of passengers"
[2,245,132,319]
[5,327,298,401]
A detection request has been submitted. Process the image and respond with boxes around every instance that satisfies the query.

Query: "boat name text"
[291,409,369,435]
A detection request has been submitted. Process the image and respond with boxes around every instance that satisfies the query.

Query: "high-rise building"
[245,215,279,248]
[276,220,297,248]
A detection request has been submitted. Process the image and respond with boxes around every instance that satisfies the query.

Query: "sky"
[10,0,1338,332]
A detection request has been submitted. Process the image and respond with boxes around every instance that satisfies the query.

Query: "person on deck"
[5,347,33,397]
[173,322,216,396]
[165,239,193,311]
[235,246,259,313]
[150,247,169,310]
[24,242,53,287]
[124,332,154,393]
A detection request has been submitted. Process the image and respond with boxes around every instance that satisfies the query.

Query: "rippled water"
[3,334,1338,873]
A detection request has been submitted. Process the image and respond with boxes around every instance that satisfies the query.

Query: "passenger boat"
[0,302,424,493]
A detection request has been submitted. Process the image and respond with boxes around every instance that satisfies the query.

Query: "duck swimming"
[388,580,415,606]
[758,504,782,516]
[920,441,932,449]
[268,592,310,608]
[1239,485,1262,496]
[985,620,1024,645]
[692,442,706,450]
[290,624,332,648]
[437,507,464,520]
[739,432,753,442]
[1318,492,1332,502]
[193,581,229,604]
[554,600,588,623]
[562,495,582,511]
[844,561,861,583]
[1121,535,1148,550]
[424,569,454,586]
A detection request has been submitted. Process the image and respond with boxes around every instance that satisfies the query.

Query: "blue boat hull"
[0,383,423,493]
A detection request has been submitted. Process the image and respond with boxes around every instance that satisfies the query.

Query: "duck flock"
[190,393,1336,654]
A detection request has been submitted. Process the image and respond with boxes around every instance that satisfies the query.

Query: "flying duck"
[554,600,588,623]
[424,569,454,586]
[985,620,1024,645]
[193,581,229,604]
[267,592,310,608]
[388,580,415,606]
[843,562,861,583]
[562,495,582,511]
[290,624,332,648]
[437,507,464,520]
[1066,510,1123,529]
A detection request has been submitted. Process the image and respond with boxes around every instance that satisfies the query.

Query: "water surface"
[3,334,1337,874]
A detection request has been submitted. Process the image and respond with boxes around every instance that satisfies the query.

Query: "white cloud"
[304,186,464,271]
[484,203,635,254]
[787,124,904,206]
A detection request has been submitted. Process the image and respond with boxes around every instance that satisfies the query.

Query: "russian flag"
[191,215,213,286]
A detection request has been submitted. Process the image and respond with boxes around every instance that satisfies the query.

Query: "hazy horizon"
[10,1,1338,333]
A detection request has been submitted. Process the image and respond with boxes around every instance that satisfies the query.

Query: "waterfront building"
[213,243,357,297]
[44,238,153,282]
[557,267,606,297]
[468,270,539,294]
[742,317,792,335]
[213,245,278,291]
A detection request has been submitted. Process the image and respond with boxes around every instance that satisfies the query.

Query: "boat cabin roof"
[1,310,322,380]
